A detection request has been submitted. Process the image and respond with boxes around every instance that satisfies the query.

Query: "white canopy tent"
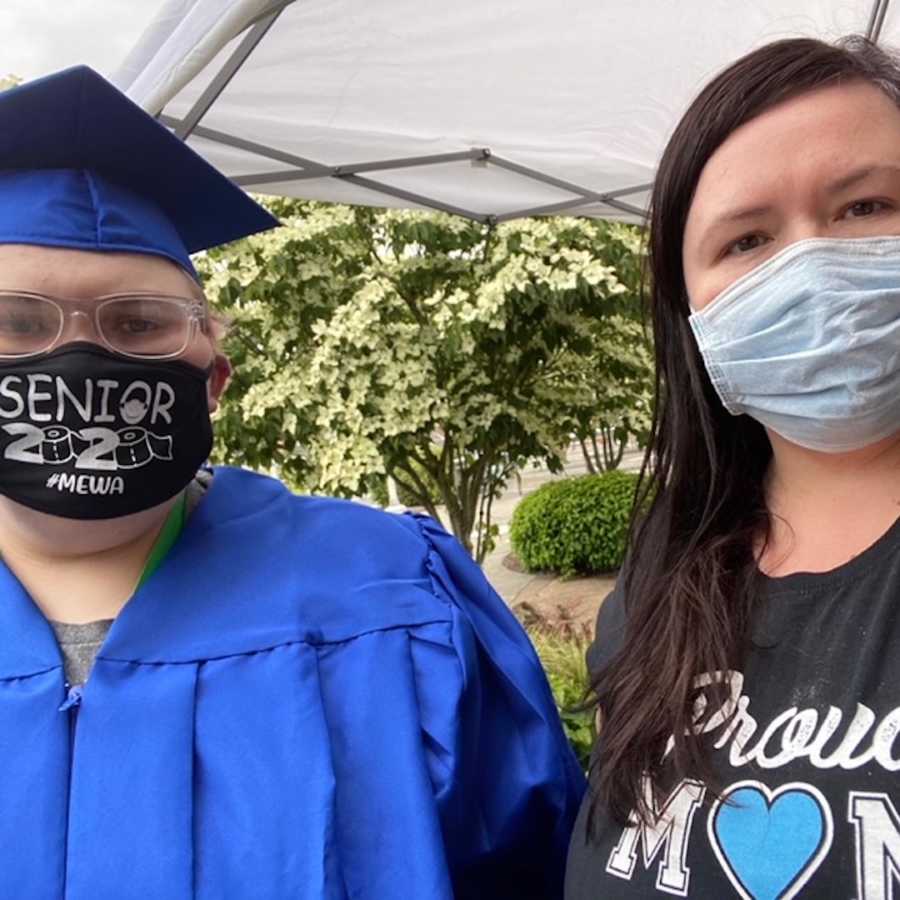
[113,0,899,225]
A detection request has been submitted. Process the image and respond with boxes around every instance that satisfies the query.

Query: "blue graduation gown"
[0,467,585,899]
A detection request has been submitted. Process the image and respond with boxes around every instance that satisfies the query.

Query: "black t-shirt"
[566,516,900,899]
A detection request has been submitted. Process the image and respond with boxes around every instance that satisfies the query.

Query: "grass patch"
[522,606,596,770]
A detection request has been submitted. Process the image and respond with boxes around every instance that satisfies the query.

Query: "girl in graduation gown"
[0,68,585,899]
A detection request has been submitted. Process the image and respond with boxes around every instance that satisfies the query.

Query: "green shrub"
[526,623,595,770]
[510,471,639,576]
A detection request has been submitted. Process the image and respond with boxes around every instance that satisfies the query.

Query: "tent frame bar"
[341,174,489,221]
[229,149,491,185]
[867,0,892,41]
[217,133,649,221]
[162,115,490,218]
[166,113,651,221]
[492,182,653,223]
[161,116,331,173]
[487,155,649,218]
[162,2,650,222]
[174,0,295,138]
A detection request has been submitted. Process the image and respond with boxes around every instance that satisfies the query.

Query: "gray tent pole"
[339,174,489,222]
[171,125,651,220]
[488,156,649,218]
[172,0,296,138]
[231,150,491,186]
[165,109,651,221]
[494,182,653,223]
[867,0,892,42]
[161,116,331,175]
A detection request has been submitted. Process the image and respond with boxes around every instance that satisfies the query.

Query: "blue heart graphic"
[711,784,829,900]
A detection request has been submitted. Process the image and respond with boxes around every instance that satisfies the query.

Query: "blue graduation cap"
[0,66,278,278]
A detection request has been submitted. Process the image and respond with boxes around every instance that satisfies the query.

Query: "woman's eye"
[725,233,767,256]
[842,199,890,219]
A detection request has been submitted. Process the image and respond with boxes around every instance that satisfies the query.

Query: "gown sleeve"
[406,514,587,900]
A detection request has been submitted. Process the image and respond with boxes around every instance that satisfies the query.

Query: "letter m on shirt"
[849,792,900,900]
[606,779,706,896]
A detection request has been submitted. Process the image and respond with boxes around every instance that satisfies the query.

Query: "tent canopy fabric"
[114,0,899,224]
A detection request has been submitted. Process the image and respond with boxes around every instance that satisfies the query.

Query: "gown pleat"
[0,669,68,899]
[64,659,198,898]
[317,627,455,900]
[194,643,344,899]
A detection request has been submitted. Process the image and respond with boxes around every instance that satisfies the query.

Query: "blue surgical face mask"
[688,236,900,453]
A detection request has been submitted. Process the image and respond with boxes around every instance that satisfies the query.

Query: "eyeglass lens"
[0,294,195,358]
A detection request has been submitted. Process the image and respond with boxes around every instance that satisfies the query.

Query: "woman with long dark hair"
[566,36,900,898]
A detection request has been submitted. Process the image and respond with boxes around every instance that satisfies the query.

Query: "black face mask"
[0,343,213,519]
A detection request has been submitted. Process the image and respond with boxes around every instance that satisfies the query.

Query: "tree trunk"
[386,476,401,507]
[392,443,497,561]
[590,432,603,471]
[474,466,504,564]
[598,425,626,471]
[579,437,597,474]
[390,460,442,524]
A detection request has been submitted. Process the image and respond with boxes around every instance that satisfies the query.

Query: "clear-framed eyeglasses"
[0,291,208,360]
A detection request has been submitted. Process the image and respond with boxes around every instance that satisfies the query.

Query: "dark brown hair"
[589,35,900,827]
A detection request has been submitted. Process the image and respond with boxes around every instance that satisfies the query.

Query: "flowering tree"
[556,223,653,473]
[198,200,649,560]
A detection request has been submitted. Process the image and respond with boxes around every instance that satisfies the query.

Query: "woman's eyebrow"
[695,164,900,256]
[825,162,900,194]
[696,204,773,257]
